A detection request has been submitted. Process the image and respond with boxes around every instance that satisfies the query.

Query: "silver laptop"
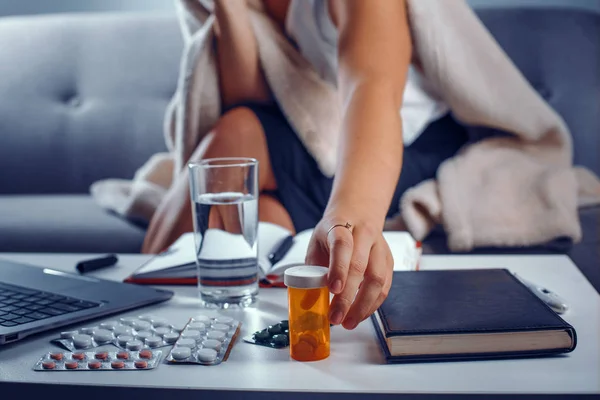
[0,258,173,345]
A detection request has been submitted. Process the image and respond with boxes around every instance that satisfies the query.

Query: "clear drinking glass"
[188,158,259,308]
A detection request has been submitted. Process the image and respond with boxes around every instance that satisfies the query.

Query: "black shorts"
[229,103,469,233]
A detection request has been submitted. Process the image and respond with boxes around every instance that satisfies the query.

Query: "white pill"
[176,338,197,348]
[145,336,163,348]
[154,327,171,337]
[197,348,218,363]
[211,323,230,333]
[187,322,206,332]
[206,331,226,342]
[117,335,134,347]
[135,331,153,340]
[99,320,120,330]
[201,339,222,352]
[60,331,78,340]
[192,315,211,324]
[171,346,191,360]
[126,339,144,351]
[163,332,180,344]
[72,334,93,349]
[150,317,169,328]
[120,317,138,326]
[138,314,156,322]
[113,326,133,336]
[80,326,98,335]
[215,316,235,326]
[93,329,114,344]
[181,330,202,340]
[132,320,152,331]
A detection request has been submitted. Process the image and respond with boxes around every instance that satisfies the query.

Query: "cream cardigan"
[91,0,600,251]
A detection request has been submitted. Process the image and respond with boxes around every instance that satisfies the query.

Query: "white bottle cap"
[284,266,329,289]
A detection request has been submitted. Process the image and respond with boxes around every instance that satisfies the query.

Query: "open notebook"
[124,222,421,287]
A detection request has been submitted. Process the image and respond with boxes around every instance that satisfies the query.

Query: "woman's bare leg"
[142,107,294,254]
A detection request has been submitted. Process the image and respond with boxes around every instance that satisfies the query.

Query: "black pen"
[268,236,294,266]
[76,254,119,274]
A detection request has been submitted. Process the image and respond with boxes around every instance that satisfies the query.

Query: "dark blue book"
[372,269,577,363]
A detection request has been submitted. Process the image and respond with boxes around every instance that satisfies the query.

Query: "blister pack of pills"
[243,320,289,349]
[165,315,241,365]
[52,315,181,352]
[33,349,162,371]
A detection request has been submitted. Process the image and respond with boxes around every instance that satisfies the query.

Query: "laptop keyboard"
[0,282,100,327]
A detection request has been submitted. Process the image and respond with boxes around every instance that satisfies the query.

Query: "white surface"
[0,253,598,394]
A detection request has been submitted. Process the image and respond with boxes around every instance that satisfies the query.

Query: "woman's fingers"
[345,238,393,328]
[325,225,354,296]
[328,226,373,326]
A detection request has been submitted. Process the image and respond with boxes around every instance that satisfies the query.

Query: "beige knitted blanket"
[91,0,600,252]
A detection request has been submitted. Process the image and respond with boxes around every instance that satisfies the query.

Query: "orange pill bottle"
[283,266,330,362]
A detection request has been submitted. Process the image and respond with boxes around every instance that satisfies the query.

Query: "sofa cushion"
[0,13,182,195]
[0,195,146,253]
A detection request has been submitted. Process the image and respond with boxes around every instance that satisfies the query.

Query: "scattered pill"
[150,317,169,328]
[215,316,235,326]
[181,330,202,340]
[65,361,79,369]
[132,320,152,331]
[196,348,218,363]
[42,361,56,370]
[186,322,206,332]
[72,334,93,349]
[154,327,171,337]
[113,326,133,336]
[99,320,120,330]
[201,339,221,352]
[163,332,180,344]
[126,340,143,351]
[135,331,153,341]
[176,338,197,348]
[271,334,289,348]
[268,324,283,336]
[120,317,138,326]
[60,331,78,340]
[138,350,153,359]
[144,336,163,348]
[88,361,102,369]
[117,335,134,347]
[206,331,226,342]
[171,346,191,360]
[80,326,98,335]
[93,329,113,344]
[211,323,230,333]
[192,315,211,323]
[138,315,155,322]
[254,329,271,342]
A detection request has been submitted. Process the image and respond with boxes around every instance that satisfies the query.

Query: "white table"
[0,253,598,399]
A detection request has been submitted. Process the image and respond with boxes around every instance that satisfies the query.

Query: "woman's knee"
[211,106,265,146]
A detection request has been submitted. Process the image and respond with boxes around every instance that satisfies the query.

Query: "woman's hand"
[303,0,411,330]
[305,212,394,330]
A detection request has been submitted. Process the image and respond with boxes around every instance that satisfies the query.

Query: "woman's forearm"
[214,1,271,107]
[325,0,411,229]
[325,81,403,228]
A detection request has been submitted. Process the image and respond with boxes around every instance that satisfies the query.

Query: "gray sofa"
[0,8,598,284]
